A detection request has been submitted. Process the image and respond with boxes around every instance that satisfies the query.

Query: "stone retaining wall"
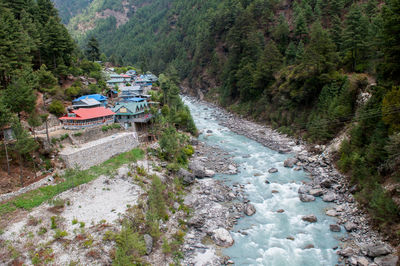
[59,132,139,170]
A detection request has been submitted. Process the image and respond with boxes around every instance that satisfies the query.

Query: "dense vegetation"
[60,0,400,239]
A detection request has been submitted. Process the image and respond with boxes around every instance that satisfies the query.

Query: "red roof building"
[59,107,115,130]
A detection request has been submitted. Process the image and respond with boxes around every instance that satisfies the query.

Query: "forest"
[60,0,400,239]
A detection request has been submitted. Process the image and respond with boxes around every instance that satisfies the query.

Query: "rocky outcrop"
[144,234,153,255]
[299,193,315,202]
[283,158,298,168]
[212,228,234,247]
[177,168,195,185]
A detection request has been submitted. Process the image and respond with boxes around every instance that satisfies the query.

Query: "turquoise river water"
[184,98,345,266]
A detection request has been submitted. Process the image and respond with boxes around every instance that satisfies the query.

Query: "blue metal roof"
[73,94,107,102]
[125,97,145,102]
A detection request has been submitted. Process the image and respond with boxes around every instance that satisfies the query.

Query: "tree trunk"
[32,153,37,179]
[2,129,10,175]
[19,153,23,187]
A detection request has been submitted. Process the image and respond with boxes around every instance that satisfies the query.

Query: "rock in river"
[344,221,357,232]
[299,193,315,202]
[302,215,317,223]
[284,158,298,168]
[374,254,398,266]
[268,168,278,173]
[329,224,341,232]
[212,228,234,247]
[244,203,256,216]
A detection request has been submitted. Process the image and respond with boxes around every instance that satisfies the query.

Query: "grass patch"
[0,148,144,217]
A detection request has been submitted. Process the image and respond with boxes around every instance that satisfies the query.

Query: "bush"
[48,100,65,117]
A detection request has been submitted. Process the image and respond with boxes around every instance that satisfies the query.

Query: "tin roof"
[59,107,115,121]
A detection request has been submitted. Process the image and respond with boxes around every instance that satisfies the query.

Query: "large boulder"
[302,215,317,223]
[299,194,315,202]
[189,160,207,178]
[212,228,234,247]
[309,188,324,197]
[244,203,256,216]
[144,234,153,255]
[177,168,195,185]
[344,221,357,232]
[365,244,392,257]
[322,192,337,202]
[329,224,341,232]
[374,254,398,266]
[338,247,355,257]
[298,185,312,194]
[284,158,298,168]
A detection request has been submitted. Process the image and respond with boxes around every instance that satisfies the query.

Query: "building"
[106,89,119,99]
[72,98,102,109]
[107,78,126,88]
[112,101,152,128]
[59,107,115,130]
[72,94,108,107]
[120,85,143,100]
[126,70,137,77]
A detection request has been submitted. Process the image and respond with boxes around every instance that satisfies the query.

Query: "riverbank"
[184,96,398,266]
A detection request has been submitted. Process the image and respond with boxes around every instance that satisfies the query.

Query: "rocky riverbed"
[184,96,398,266]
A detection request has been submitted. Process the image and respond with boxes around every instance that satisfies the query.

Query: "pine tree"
[342,4,368,72]
[295,40,305,63]
[0,97,12,175]
[295,10,308,40]
[272,15,290,54]
[285,42,297,65]
[252,41,283,97]
[3,69,37,118]
[382,0,400,84]
[0,7,32,89]
[303,22,337,75]
[86,36,100,62]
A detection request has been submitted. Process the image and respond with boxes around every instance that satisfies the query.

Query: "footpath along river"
[184,97,345,266]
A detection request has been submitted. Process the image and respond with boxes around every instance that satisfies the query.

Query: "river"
[184,97,344,266]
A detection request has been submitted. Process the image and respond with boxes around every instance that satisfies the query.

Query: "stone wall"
[59,132,139,170]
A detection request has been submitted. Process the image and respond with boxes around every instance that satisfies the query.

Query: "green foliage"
[101,123,121,132]
[113,224,146,265]
[48,100,65,117]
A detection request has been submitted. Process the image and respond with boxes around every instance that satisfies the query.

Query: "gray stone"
[321,179,333,188]
[374,254,398,266]
[244,204,256,216]
[212,228,234,247]
[322,192,337,202]
[299,194,315,202]
[144,234,153,255]
[304,244,315,249]
[338,247,355,257]
[329,224,341,232]
[189,160,207,178]
[309,188,324,197]
[268,168,278,173]
[205,169,216,177]
[302,215,317,223]
[284,158,298,168]
[348,256,358,266]
[366,244,392,257]
[178,168,195,185]
[326,209,338,217]
[344,221,357,232]
[298,185,311,194]
[356,256,370,266]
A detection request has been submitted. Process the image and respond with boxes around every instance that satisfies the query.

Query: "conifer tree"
[0,7,32,89]
[252,41,283,97]
[0,98,12,175]
[86,36,101,62]
[295,10,308,40]
[342,4,368,71]
[382,0,400,84]
[285,42,297,65]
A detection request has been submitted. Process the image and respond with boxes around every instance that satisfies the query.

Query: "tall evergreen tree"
[381,0,400,84]
[0,7,32,89]
[86,36,100,62]
[342,4,368,71]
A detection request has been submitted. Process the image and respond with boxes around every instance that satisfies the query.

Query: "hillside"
[58,0,400,242]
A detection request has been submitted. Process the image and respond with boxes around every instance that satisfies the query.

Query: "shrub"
[50,216,57,229]
[48,100,65,117]
[54,229,68,239]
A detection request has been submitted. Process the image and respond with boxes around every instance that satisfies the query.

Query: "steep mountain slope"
[59,0,400,243]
